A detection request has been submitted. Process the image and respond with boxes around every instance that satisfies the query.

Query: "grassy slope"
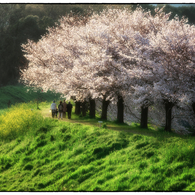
[0,103,195,191]
[1,86,195,191]
[0,85,62,110]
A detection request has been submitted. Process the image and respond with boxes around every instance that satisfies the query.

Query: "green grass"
[1,85,195,191]
[0,85,62,110]
[0,101,195,191]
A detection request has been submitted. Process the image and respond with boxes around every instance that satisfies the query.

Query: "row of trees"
[20,6,195,134]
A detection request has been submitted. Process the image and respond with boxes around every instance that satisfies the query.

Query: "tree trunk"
[140,106,148,128]
[75,101,81,115]
[117,95,124,123]
[164,101,174,132]
[89,98,96,118]
[101,96,110,120]
[82,101,87,117]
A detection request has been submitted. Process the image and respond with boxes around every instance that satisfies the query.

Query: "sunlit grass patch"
[0,103,44,140]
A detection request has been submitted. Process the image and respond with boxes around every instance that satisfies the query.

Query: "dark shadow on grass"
[110,125,193,141]
[93,140,129,160]
[64,111,193,141]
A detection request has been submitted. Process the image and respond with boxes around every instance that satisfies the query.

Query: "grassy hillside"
[0,101,195,191]
[0,85,62,110]
[1,85,195,191]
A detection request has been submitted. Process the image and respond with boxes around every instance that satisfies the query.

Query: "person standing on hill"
[50,100,57,118]
[58,101,64,119]
[67,101,73,119]
[62,100,67,118]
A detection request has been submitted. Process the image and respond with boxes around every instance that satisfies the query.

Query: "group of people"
[50,100,73,119]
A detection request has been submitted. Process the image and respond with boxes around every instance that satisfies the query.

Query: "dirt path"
[41,107,101,127]
[40,106,183,139]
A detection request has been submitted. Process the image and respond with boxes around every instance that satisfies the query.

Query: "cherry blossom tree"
[86,7,172,127]
[137,14,195,132]
[19,7,168,125]
[20,7,195,134]
[97,7,195,132]
[64,10,130,121]
[21,14,94,114]
[101,7,195,132]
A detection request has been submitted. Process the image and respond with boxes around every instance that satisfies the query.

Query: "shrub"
[102,123,107,129]
[0,103,44,140]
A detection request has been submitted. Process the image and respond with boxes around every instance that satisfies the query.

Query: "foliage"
[0,103,43,140]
